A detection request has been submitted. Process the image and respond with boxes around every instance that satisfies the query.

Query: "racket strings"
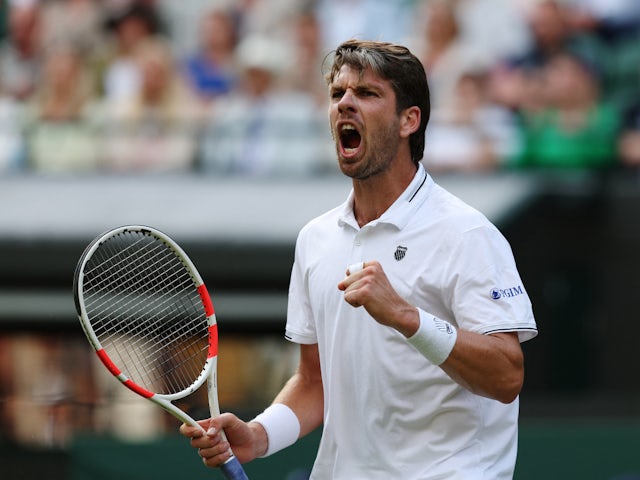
[92,255,206,392]
[82,231,209,395]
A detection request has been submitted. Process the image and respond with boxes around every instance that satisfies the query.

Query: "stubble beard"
[336,118,401,180]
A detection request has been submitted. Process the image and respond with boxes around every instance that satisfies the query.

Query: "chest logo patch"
[394,245,407,261]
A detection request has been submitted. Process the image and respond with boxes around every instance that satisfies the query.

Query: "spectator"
[182,8,239,103]
[0,0,43,101]
[155,0,213,57]
[98,1,164,101]
[455,0,532,63]
[412,0,489,109]
[199,34,334,177]
[24,41,101,173]
[422,69,520,173]
[488,61,548,118]
[315,0,415,52]
[494,0,609,106]
[506,0,606,77]
[563,0,640,43]
[289,8,329,104]
[227,0,307,41]
[512,52,620,170]
[40,0,105,58]
[100,37,203,172]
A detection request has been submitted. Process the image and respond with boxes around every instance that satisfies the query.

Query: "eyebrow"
[329,79,386,96]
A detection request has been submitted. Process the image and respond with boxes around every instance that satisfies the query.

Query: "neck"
[352,162,418,227]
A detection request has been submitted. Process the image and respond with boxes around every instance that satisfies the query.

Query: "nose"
[337,89,357,113]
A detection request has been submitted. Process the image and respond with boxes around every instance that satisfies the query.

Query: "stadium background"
[1,0,640,479]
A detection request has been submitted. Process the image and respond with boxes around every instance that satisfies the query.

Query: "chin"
[338,156,359,175]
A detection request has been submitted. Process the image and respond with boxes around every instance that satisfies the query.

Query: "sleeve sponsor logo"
[490,285,524,300]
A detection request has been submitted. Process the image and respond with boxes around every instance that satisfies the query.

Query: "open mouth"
[339,124,362,156]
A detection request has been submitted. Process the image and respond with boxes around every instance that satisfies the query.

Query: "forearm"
[271,367,324,437]
[251,343,324,457]
[397,306,523,403]
[440,330,524,403]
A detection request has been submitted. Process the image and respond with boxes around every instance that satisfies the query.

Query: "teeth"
[339,124,360,154]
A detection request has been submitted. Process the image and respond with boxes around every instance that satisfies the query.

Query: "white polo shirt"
[285,164,537,480]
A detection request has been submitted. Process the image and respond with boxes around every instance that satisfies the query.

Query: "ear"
[399,106,421,139]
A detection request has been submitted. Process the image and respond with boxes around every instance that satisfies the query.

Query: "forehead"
[331,64,392,90]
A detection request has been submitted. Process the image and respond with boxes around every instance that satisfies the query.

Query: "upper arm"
[298,343,322,381]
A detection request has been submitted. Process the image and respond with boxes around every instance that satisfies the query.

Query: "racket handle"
[220,455,249,480]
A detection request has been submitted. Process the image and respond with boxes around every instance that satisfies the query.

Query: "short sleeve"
[284,232,318,345]
[447,225,537,343]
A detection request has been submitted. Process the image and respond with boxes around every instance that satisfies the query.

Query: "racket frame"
[74,225,247,480]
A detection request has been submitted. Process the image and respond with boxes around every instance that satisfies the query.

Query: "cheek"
[328,103,338,120]
[328,107,337,138]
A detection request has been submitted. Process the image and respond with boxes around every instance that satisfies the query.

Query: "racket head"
[73,225,218,400]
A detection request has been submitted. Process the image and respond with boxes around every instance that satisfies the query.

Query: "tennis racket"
[73,225,249,480]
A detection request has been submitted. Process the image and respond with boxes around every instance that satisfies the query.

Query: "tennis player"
[181,39,538,479]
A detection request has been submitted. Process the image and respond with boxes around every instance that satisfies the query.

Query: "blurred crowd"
[0,0,640,176]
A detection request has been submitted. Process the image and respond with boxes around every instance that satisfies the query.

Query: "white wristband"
[251,403,300,457]
[407,309,457,365]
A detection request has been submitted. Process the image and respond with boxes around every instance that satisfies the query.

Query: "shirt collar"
[338,163,432,231]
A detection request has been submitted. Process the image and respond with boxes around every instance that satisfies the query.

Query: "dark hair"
[324,39,431,163]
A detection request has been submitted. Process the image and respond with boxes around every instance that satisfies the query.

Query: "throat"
[353,199,388,228]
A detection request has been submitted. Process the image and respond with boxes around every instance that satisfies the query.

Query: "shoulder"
[297,202,345,240]
[425,180,497,234]
[415,181,514,265]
